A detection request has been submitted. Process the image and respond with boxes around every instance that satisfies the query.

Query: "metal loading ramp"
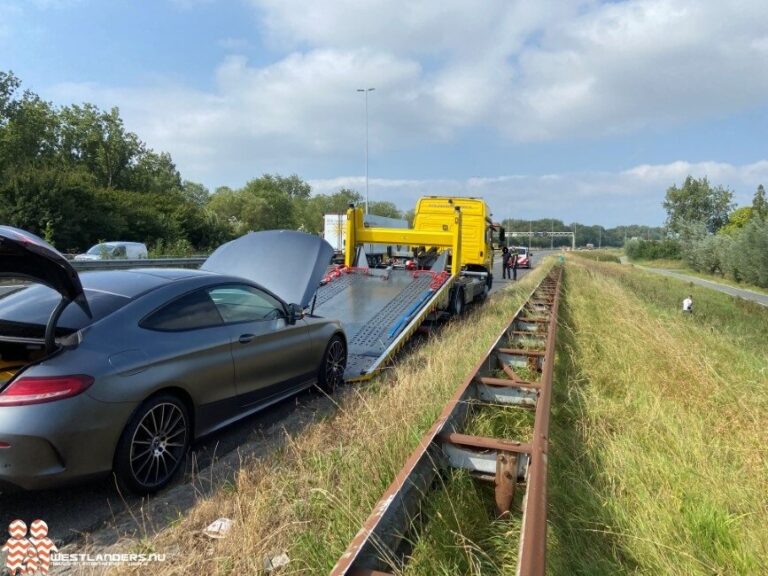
[314,257,453,381]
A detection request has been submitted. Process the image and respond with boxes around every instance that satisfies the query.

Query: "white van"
[74,241,148,261]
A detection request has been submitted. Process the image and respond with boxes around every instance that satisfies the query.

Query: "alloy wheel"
[129,402,188,489]
[324,338,346,390]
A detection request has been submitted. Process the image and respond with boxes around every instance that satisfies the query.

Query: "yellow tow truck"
[313,196,496,381]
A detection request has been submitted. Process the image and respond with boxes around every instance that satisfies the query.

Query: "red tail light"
[0,375,94,406]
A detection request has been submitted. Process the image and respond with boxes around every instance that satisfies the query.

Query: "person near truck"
[511,250,519,281]
[501,246,511,279]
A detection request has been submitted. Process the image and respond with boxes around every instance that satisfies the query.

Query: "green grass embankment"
[402,257,767,575]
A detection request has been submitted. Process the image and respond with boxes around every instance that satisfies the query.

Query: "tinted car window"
[209,285,285,323]
[142,289,223,331]
[0,284,130,336]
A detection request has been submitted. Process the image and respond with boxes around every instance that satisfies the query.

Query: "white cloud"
[236,1,768,143]
[310,160,768,226]
[38,0,768,221]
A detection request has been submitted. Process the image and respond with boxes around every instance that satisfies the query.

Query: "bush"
[681,219,768,287]
[729,219,768,286]
[683,234,731,275]
[625,238,682,260]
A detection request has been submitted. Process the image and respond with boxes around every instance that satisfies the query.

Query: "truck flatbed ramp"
[315,260,452,381]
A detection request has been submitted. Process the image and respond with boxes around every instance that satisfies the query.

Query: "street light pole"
[357,87,375,214]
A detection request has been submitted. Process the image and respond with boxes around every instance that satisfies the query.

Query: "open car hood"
[0,225,91,317]
[202,230,334,309]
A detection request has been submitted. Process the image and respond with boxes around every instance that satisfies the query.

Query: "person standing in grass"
[682,295,693,313]
[501,246,511,279]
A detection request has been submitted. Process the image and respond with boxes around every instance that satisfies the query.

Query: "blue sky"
[2,0,767,226]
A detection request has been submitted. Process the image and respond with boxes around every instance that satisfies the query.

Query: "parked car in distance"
[515,246,532,268]
[0,227,346,494]
[74,241,148,261]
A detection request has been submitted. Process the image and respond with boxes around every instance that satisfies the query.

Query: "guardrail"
[331,265,563,576]
[70,258,206,271]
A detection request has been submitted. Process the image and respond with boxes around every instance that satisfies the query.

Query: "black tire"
[480,273,492,300]
[449,287,465,316]
[318,335,347,392]
[114,393,190,494]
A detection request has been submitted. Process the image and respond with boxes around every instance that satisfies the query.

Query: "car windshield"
[0,283,131,338]
[86,243,116,256]
[517,248,528,255]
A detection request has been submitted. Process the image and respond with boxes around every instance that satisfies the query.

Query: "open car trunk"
[0,226,90,388]
[0,340,46,386]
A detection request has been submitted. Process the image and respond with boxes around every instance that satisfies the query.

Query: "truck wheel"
[480,274,492,299]
[480,274,492,300]
[449,287,465,316]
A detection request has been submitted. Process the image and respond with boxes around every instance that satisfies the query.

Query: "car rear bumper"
[0,394,137,491]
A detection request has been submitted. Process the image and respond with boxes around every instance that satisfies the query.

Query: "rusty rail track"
[331,266,563,576]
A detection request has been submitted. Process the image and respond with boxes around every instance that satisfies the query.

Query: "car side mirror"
[286,303,303,325]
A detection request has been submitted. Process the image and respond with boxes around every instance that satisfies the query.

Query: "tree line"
[627,176,768,287]
[2,68,673,258]
[499,218,665,249]
[0,70,402,255]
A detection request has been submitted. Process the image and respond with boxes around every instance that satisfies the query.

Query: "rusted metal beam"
[476,376,541,390]
[518,316,549,323]
[330,267,563,576]
[517,266,562,576]
[508,330,547,337]
[495,452,518,515]
[498,347,546,356]
[440,432,532,454]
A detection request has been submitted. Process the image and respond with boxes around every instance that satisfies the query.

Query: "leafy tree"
[663,175,734,235]
[258,173,311,200]
[368,201,402,219]
[181,181,210,207]
[752,184,767,220]
[0,71,21,123]
[127,150,182,194]
[59,104,141,188]
[299,188,364,234]
[0,166,103,250]
[208,186,268,236]
[719,206,753,235]
[0,92,59,172]
[243,181,296,230]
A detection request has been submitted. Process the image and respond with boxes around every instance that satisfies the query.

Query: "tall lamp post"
[357,87,375,214]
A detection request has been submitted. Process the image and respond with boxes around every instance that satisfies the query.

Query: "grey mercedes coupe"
[0,227,346,493]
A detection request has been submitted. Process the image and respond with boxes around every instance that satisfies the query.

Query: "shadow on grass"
[546,270,639,575]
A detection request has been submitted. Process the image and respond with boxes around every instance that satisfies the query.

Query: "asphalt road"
[0,251,544,549]
[488,248,541,295]
[639,267,768,307]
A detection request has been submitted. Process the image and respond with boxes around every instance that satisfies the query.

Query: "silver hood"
[202,230,334,309]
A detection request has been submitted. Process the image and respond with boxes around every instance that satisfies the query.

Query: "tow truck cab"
[412,196,494,275]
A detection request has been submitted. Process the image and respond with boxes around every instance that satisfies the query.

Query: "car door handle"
[238,334,255,344]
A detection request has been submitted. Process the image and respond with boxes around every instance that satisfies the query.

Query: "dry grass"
[110,265,553,575]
